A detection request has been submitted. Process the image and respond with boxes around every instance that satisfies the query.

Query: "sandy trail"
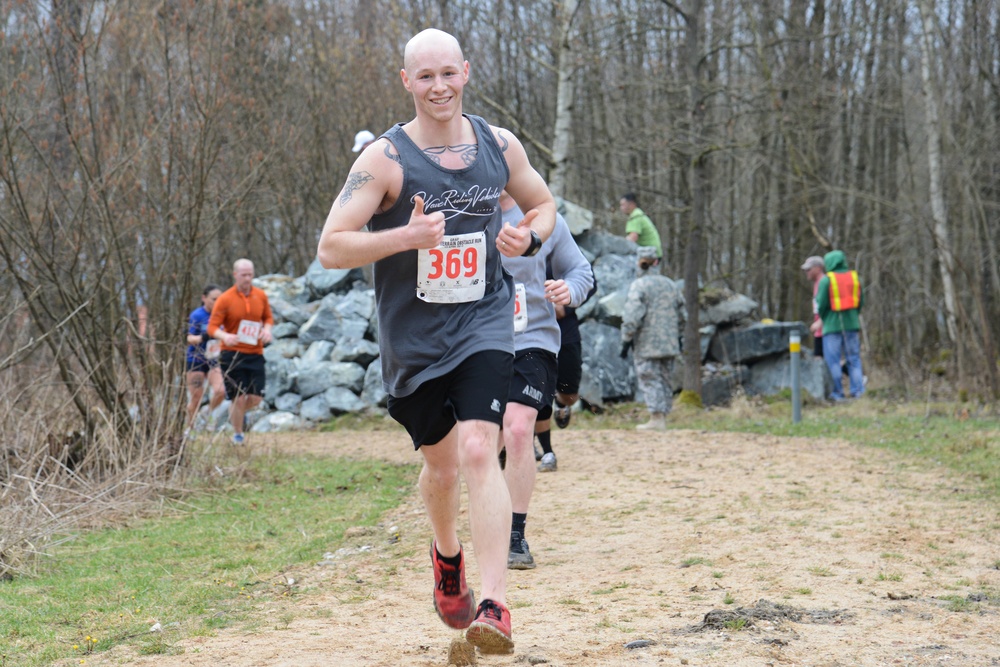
[67,428,1000,666]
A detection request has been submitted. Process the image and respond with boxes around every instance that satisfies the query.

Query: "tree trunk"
[678,0,705,398]
[917,0,960,348]
[549,0,582,199]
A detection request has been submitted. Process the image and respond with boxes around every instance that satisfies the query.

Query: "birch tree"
[549,0,584,198]
[916,0,960,351]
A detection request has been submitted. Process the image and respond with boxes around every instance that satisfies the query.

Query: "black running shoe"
[507,531,536,570]
[554,404,571,429]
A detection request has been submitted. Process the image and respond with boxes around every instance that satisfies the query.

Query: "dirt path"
[72,428,1000,666]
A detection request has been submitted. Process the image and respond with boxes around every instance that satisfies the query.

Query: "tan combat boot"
[636,413,666,431]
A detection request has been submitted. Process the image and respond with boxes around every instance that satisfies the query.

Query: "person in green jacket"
[815,249,865,400]
[620,193,663,258]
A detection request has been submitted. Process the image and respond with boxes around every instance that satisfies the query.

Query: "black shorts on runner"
[507,348,558,413]
[186,358,217,374]
[387,350,512,450]
[555,341,583,395]
[220,351,266,400]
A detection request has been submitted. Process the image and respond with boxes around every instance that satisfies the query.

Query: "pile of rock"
[216,219,828,434]
[566,229,829,410]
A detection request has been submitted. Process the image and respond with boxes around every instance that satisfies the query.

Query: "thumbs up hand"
[408,196,446,249]
[496,209,539,256]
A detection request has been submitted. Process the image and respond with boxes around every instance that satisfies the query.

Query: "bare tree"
[916,0,960,351]
[549,0,585,198]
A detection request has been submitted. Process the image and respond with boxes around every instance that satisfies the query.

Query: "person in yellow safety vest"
[815,249,865,400]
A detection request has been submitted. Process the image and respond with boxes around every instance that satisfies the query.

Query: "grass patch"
[592,582,630,595]
[0,452,417,667]
[939,594,974,612]
[724,617,749,631]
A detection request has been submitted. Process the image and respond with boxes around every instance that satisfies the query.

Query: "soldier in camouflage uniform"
[620,246,685,431]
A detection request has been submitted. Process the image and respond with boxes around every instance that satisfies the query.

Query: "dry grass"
[0,363,196,580]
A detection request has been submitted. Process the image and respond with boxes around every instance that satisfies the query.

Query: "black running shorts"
[387,350,512,449]
[555,341,583,395]
[507,348,557,412]
[220,351,266,400]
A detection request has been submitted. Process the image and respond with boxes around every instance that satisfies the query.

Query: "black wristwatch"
[522,230,542,257]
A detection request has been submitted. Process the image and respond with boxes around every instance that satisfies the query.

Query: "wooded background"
[1,0,998,440]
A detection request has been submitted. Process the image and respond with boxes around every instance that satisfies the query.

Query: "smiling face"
[400,30,468,123]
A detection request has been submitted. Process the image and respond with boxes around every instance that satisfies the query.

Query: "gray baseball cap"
[800,256,824,270]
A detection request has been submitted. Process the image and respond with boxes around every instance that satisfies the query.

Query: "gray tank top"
[369,115,514,397]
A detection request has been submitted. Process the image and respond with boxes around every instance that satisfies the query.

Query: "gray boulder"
[301,340,336,365]
[251,411,308,432]
[746,353,830,400]
[556,197,594,235]
[575,290,599,321]
[264,339,302,361]
[333,338,380,366]
[580,321,635,400]
[327,288,377,322]
[576,372,605,409]
[271,322,300,339]
[305,258,358,298]
[708,321,807,365]
[274,392,302,414]
[324,386,367,414]
[298,302,369,345]
[255,274,310,306]
[594,289,627,328]
[699,324,716,361]
[575,230,637,260]
[207,399,231,431]
[296,361,366,399]
[700,364,751,407]
[263,357,297,404]
[361,359,388,408]
[591,253,637,297]
[299,394,333,422]
[299,386,366,421]
[270,298,311,326]
[700,288,759,326]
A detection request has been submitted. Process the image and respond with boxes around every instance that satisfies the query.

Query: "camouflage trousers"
[634,356,675,414]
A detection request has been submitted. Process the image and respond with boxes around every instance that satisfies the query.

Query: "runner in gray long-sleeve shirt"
[498,192,594,569]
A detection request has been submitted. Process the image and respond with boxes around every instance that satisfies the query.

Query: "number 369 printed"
[426,246,478,280]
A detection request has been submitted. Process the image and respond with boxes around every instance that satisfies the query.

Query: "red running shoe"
[430,543,476,629]
[466,599,514,654]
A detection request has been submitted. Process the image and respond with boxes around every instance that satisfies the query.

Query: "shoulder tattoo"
[339,171,374,207]
[423,143,479,166]
[383,143,401,165]
[495,130,510,153]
